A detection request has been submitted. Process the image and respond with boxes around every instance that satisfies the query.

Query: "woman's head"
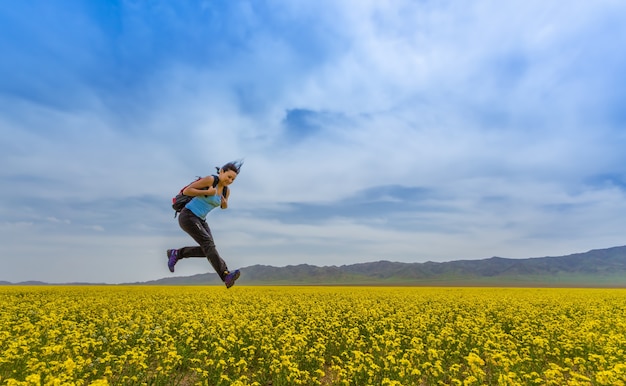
[217,160,243,185]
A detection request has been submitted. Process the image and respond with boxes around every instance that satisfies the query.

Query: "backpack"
[171,175,228,217]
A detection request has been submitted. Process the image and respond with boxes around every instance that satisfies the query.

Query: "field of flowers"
[1,286,626,385]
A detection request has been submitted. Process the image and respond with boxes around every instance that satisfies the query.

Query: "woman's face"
[220,169,238,185]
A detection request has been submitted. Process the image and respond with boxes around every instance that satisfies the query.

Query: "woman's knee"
[200,239,217,252]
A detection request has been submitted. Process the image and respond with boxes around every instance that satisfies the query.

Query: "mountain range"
[136,245,626,287]
[3,246,626,287]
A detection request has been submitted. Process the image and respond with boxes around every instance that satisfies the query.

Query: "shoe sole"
[166,250,176,273]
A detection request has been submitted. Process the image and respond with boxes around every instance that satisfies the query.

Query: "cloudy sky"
[2,0,626,284]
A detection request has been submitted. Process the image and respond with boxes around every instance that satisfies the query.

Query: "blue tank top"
[185,194,221,220]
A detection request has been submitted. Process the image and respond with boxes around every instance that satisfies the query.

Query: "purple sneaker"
[166,249,179,272]
[224,270,240,289]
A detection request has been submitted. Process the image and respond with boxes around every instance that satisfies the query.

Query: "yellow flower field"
[1,286,625,385]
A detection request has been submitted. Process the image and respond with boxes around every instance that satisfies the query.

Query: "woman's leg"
[177,209,230,281]
[177,245,205,257]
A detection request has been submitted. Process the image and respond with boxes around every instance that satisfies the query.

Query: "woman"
[166,161,242,288]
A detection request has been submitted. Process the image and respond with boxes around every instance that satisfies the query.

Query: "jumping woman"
[167,161,242,288]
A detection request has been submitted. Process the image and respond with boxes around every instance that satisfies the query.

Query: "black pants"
[177,208,229,281]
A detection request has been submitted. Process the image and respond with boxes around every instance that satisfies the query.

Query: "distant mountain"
[3,246,626,287]
[0,280,104,286]
[14,281,48,286]
[132,273,223,286]
[139,245,626,287]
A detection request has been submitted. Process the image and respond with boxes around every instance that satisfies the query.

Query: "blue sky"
[2,1,626,283]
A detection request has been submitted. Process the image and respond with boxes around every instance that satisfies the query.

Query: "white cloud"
[45,217,71,224]
[84,225,105,232]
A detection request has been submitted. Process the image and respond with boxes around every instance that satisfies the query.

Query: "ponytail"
[220,159,244,174]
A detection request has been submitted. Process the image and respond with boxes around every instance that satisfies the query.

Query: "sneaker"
[166,249,179,272]
[224,270,240,289]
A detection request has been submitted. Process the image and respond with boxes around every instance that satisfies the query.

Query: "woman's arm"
[182,176,218,196]
[220,187,230,209]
